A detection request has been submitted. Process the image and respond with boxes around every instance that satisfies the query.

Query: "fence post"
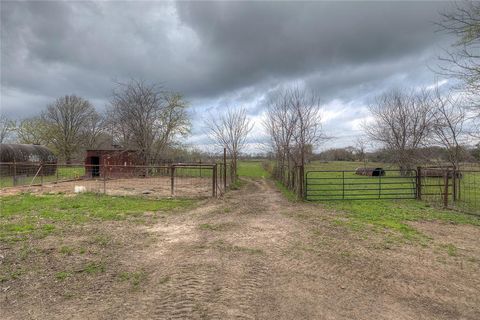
[223,148,227,191]
[212,164,217,197]
[40,163,44,185]
[297,165,305,200]
[378,174,381,199]
[13,161,17,186]
[170,165,175,197]
[304,169,308,200]
[56,163,59,184]
[457,169,461,201]
[443,169,449,208]
[416,166,422,200]
[103,160,107,194]
[452,168,457,202]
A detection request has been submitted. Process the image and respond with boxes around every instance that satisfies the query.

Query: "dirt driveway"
[2,178,480,319]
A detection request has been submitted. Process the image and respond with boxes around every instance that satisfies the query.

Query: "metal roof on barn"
[0,144,57,163]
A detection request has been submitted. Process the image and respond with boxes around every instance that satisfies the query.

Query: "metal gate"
[305,170,417,201]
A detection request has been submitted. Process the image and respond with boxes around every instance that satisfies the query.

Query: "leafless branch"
[0,113,16,143]
[107,79,190,164]
[363,89,435,173]
[204,107,253,177]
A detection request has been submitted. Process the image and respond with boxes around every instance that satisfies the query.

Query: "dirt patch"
[1,178,480,319]
[0,176,212,198]
[410,220,480,259]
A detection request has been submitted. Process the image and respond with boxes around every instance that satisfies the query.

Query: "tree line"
[262,2,480,176]
[1,2,479,175]
[1,80,190,164]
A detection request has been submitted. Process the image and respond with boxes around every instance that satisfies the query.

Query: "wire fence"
[215,163,234,196]
[266,162,479,215]
[305,169,417,201]
[419,169,480,215]
[268,164,304,199]
[454,170,480,214]
[416,167,479,215]
[0,162,234,199]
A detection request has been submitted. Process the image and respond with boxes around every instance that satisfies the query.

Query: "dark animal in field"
[355,167,385,176]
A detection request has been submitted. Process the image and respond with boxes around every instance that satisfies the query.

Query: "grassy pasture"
[237,160,269,178]
[0,193,194,242]
[323,199,480,241]
[0,191,195,307]
[0,166,86,188]
[1,159,479,319]
[236,160,480,239]
[306,160,479,214]
[305,170,416,200]
[304,161,480,237]
[307,160,394,171]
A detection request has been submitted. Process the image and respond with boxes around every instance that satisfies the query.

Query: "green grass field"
[0,193,194,242]
[0,166,86,188]
[304,161,480,235]
[236,160,480,239]
[323,199,480,241]
[305,170,416,200]
[237,161,269,178]
[307,160,394,171]
[303,161,479,213]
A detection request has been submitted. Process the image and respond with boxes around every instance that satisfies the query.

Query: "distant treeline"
[313,146,480,164]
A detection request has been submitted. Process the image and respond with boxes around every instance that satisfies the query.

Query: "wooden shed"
[84,149,143,178]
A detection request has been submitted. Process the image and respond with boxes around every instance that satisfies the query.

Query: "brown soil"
[0,176,212,198]
[1,178,479,319]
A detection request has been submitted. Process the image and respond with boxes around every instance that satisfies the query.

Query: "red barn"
[84,149,144,178]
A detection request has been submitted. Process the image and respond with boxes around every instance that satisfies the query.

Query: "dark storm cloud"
[0,1,454,149]
[176,1,451,97]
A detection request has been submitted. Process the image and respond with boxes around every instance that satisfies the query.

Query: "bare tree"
[16,116,50,145]
[108,80,190,164]
[355,136,368,168]
[431,88,469,169]
[263,87,327,189]
[0,113,15,143]
[437,1,480,108]
[289,88,326,167]
[263,90,298,178]
[363,89,435,174]
[205,107,253,178]
[83,112,105,149]
[42,95,98,163]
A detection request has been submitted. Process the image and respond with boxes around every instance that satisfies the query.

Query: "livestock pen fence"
[0,161,234,198]
[270,163,480,215]
[417,167,480,215]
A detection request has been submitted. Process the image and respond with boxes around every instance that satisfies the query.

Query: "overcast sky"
[1,1,457,152]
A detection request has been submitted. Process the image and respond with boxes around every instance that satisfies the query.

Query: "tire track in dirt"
[114,178,292,319]
[9,176,479,319]
[149,264,218,319]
